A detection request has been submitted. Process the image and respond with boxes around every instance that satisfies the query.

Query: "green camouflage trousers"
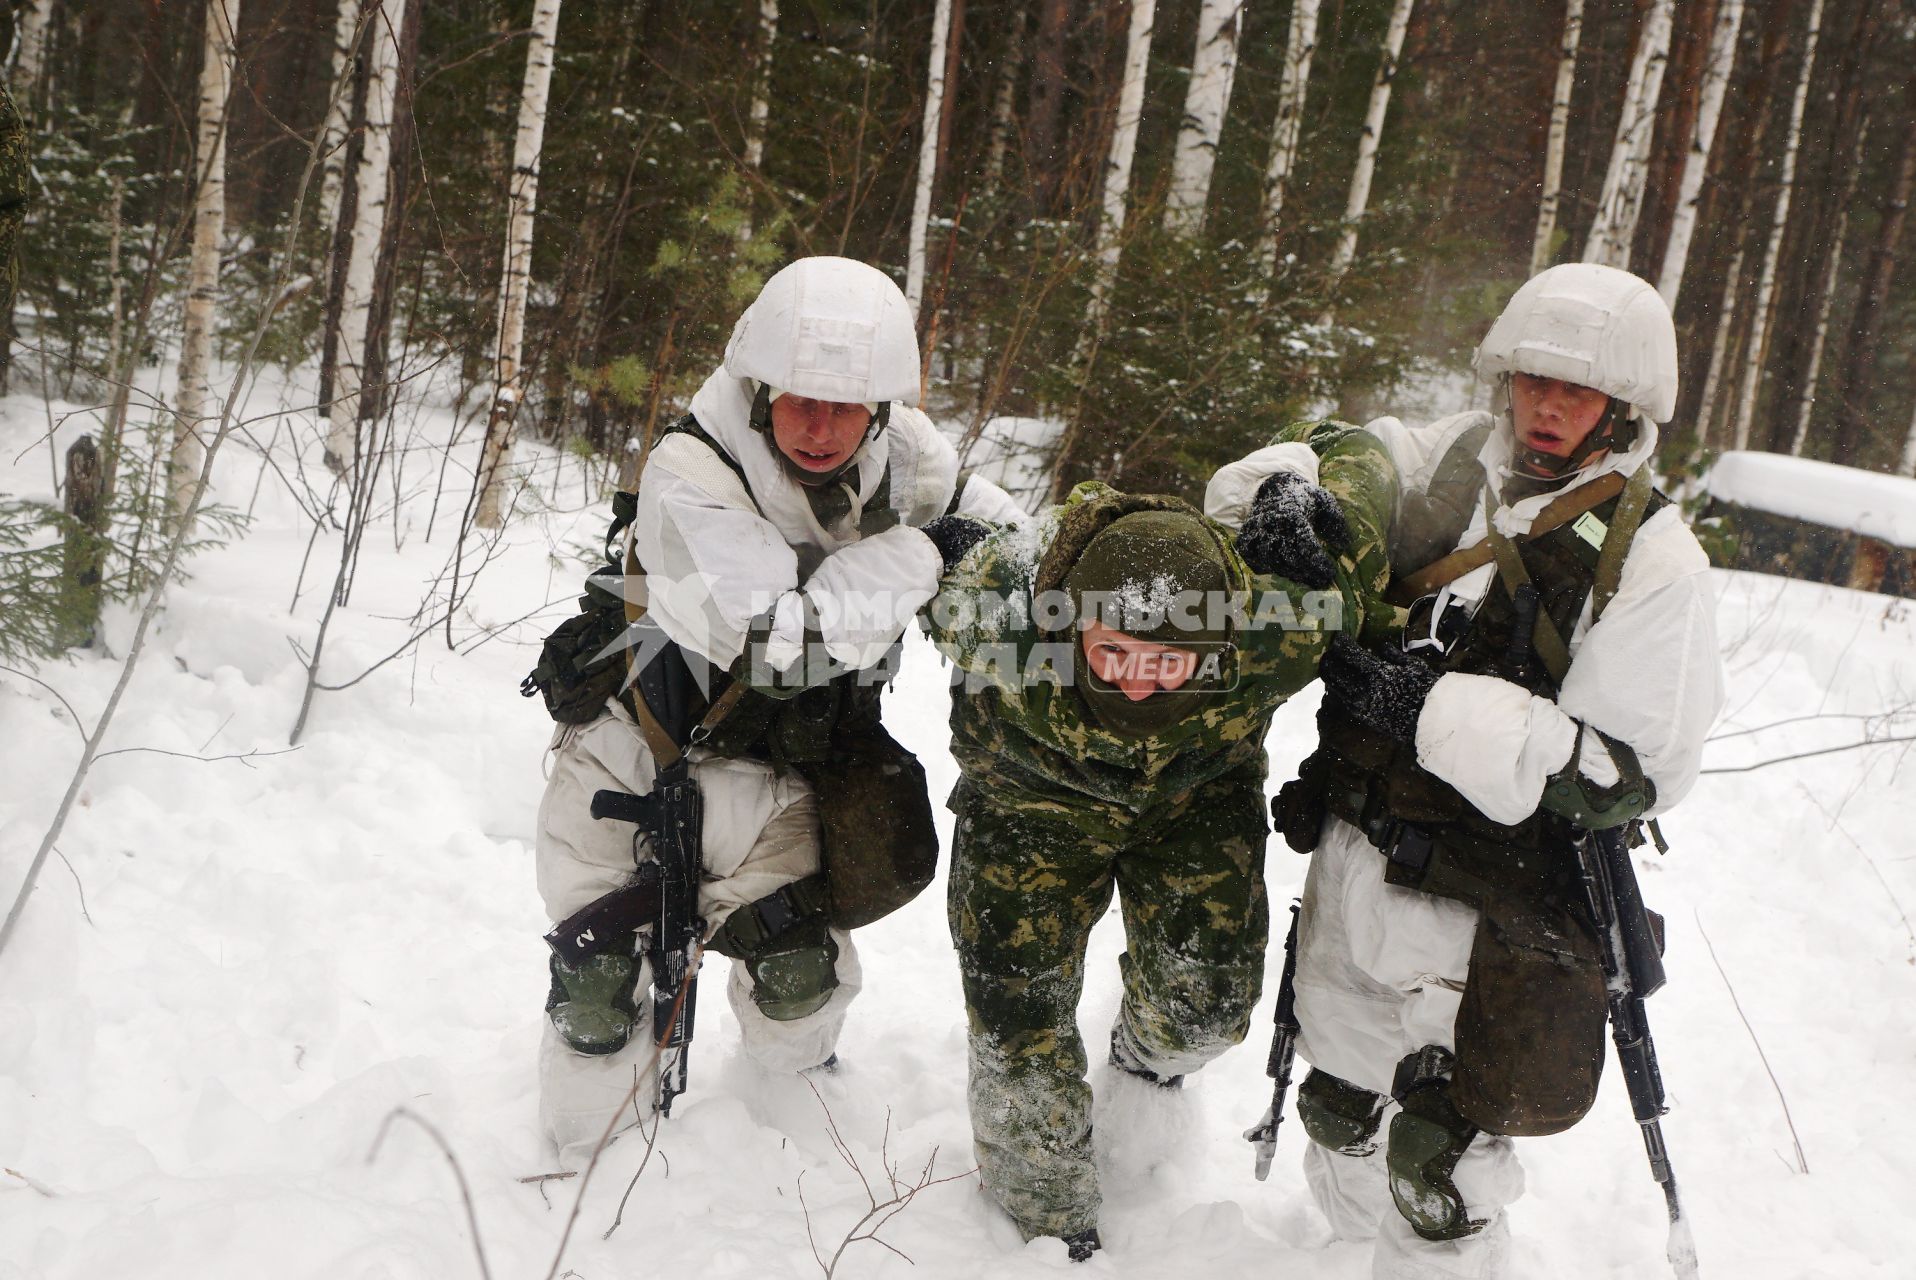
[947,771,1271,1239]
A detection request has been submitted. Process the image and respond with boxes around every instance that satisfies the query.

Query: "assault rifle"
[1574,820,1696,1278]
[578,759,707,1117]
[1243,900,1303,1179]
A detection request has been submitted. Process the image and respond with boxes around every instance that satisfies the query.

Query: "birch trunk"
[474,0,563,530]
[10,0,51,107]
[1083,0,1158,336]
[905,0,955,318]
[1732,0,1823,453]
[1529,0,1584,275]
[318,0,364,239]
[1899,400,1916,477]
[1788,119,1867,457]
[1583,0,1675,269]
[737,0,777,241]
[171,0,240,522]
[1252,0,1322,279]
[1163,0,1243,235]
[1656,0,1744,305]
[1328,0,1415,279]
[1694,245,1743,449]
[983,1,1026,194]
[323,0,401,473]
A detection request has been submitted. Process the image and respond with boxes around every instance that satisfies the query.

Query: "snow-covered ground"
[3,371,1915,1280]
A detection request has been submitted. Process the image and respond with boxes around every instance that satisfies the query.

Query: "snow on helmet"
[723,256,922,407]
[1474,263,1678,424]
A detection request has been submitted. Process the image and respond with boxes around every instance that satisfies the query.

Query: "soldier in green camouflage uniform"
[919,421,1398,1253]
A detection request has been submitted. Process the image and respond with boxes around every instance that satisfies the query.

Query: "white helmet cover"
[1474,263,1679,424]
[722,256,922,407]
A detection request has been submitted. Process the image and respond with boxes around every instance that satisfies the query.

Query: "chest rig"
[1292,461,1666,911]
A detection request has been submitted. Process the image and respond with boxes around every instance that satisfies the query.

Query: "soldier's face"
[771,394,872,473]
[1510,372,1610,460]
[1080,620,1198,700]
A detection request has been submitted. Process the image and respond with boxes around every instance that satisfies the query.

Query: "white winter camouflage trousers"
[534,699,860,1150]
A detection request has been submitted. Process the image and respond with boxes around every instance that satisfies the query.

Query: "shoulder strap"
[1590,465,1653,625]
[1387,470,1627,606]
[1480,489,1575,685]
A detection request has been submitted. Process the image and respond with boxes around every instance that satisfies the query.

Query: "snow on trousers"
[947,773,1270,1240]
[1291,816,1526,1280]
[535,701,861,1149]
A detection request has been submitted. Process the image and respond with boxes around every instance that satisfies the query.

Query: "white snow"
[1705,450,1916,549]
[4,370,1916,1279]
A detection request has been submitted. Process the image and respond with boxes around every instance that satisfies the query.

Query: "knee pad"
[1298,1068,1389,1157]
[712,881,841,1022]
[546,952,639,1055]
[1386,1047,1489,1243]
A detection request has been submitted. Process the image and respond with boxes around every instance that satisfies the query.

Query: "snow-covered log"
[1529,0,1584,275]
[1583,0,1674,269]
[1733,0,1824,453]
[1328,0,1414,278]
[905,0,955,319]
[324,0,402,474]
[172,0,241,521]
[1164,0,1244,235]
[1084,0,1158,337]
[474,0,564,530]
[1657,0,1745,306]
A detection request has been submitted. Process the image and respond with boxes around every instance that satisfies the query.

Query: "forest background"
[3,0,1915,655]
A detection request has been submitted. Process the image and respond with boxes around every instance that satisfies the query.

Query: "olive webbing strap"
[1386,470,1627,607]
[1590,465,1653,625]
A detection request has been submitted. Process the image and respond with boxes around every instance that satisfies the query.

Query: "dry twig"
[367,1107,495,1280]
[1694,911,1809,1174]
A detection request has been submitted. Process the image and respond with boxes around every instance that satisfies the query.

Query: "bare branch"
[0,665,90,744]
[367,1107,495,1279]
[51,848,92,927]
[1694,911,1809,1175]
[1701,735,1916,776]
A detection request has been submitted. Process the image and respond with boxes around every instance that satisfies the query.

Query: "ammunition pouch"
[795,689,939,931]
[1450,893,1607,1136]
[711,877,841,1022]
[1271,757,1329,854]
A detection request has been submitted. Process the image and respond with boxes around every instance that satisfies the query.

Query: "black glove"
[1235,471,1354,589]
[918,515,992,573]
[1319,633,1442,745]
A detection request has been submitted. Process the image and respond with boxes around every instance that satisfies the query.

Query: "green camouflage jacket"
[923,421,1398,840]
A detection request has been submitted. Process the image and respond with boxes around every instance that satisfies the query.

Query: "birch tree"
[318,0,364,240]
[1656,0,1745,305]
[474,0,564,530]
[983,1,1026,194]
[1733,0,1823,453]
[1328,0,1414,279]
[324,0,402,474]
[1789,121,1867,457]
[1083,0,1158,336]
[1163,0,1244,235]
[9,0,50,107]
[1252,0,1322,279]
[1899,401,1916,477]
[1529,0,1584,276]
[1693,245,1743,448]
[1582,0,1674,269]
[737,0,777,241]
[171,0,241,522]
[905,0,955,318]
